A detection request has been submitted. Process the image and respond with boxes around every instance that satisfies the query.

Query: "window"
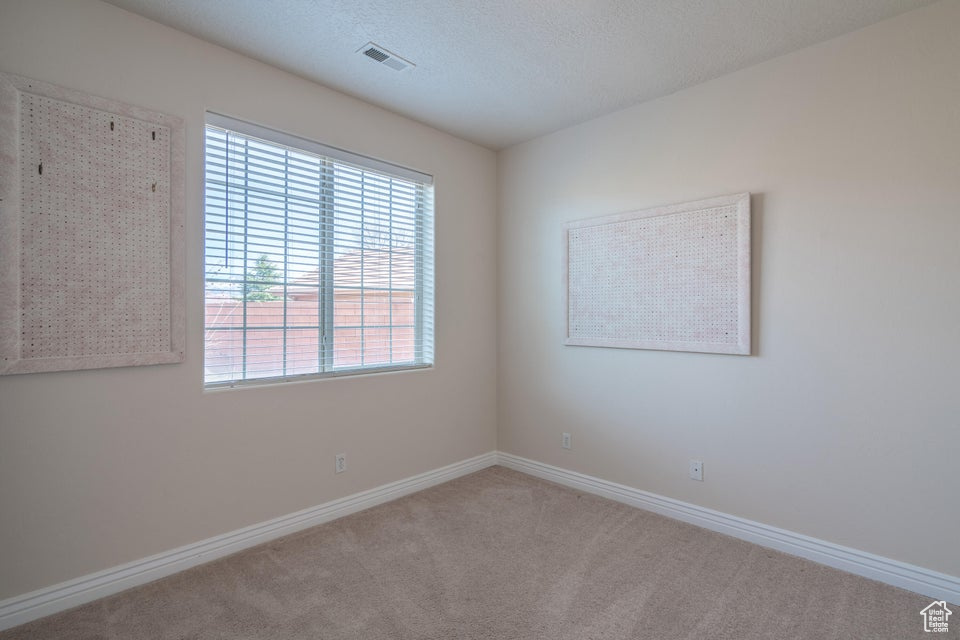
[203,114,434,387]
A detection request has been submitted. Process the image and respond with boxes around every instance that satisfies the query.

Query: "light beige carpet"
[1,466,945,639]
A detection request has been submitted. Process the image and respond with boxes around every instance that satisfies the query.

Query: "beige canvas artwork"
[0,73,184,374]
[564,193,751,355]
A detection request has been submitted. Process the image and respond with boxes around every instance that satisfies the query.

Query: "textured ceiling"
[103,0,936,149]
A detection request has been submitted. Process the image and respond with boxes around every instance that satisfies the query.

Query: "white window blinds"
[203,114,434,387]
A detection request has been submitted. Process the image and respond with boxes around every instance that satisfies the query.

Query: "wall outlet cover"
[689,459,703,481]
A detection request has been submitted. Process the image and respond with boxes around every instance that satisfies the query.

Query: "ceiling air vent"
[358,42,414,71]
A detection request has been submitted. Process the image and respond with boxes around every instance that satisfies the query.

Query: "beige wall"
[0,0,497,599]
[498,0,960,577]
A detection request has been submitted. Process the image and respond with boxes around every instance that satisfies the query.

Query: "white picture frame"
[563,192,751,355]
[0,73,185,374]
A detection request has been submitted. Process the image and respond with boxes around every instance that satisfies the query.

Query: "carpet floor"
[0,466,943,639]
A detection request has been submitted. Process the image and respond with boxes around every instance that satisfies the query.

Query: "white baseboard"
[3,450,956,631]
[496,452,960,606]
[0,451,498,631]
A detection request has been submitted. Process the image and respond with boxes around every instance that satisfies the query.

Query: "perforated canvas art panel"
[0,73,184,374]
[564,193,750,355]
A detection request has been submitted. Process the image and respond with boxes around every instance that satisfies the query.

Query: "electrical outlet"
[335,453,346,474]
[561,432,572,449]
[689,459,703,481]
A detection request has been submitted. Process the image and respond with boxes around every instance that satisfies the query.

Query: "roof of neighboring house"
[273,247,416,300]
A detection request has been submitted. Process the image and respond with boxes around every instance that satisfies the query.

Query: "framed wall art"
[563,192,751,355]
[0,73,184,374]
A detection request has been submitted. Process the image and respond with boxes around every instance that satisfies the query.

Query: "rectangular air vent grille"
[357,42,414,71]
[363,47,389,63]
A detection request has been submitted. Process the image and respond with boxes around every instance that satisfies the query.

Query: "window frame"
[202,113,435,389]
